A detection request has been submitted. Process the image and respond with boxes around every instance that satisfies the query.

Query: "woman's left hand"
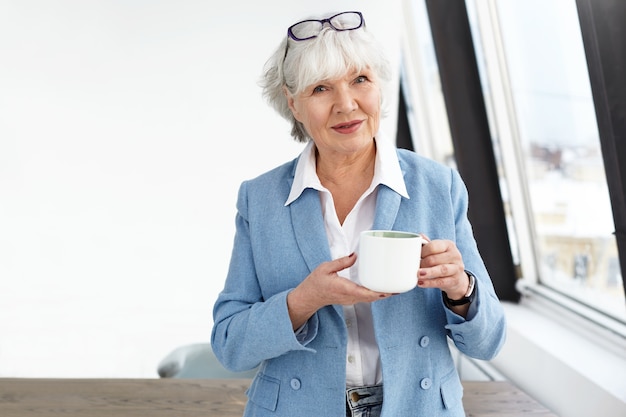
[417,238,470,301]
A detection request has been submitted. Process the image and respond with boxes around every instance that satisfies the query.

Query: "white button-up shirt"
[285,134,409,387]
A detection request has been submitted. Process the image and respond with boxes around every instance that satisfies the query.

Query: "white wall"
[0,0,401,377]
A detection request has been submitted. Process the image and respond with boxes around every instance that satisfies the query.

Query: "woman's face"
[287,68,381,158]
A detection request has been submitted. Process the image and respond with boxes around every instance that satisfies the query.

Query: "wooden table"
[0,378,557,416]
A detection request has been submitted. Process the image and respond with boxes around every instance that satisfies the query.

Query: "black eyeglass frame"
[286,11,364,41]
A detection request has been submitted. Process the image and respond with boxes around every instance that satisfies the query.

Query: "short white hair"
[260,15,392,142]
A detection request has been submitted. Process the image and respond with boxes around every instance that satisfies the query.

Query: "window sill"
[489,293,626,417]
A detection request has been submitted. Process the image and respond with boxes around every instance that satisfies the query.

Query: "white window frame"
[470,0,626,334]
[402,0,626,336]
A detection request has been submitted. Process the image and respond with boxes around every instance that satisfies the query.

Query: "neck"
[315,141,376,187]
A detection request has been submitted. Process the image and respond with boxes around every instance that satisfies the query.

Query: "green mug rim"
[362,230,421,239]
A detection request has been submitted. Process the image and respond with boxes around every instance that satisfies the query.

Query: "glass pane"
[493,0,624,320]
[402,0,455,166]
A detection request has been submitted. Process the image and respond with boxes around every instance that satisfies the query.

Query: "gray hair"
[260,17,392,142]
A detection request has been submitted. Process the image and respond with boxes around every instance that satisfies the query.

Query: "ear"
[283,87,301,121]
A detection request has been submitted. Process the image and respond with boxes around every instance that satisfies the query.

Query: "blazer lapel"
[290,187,332,273]
[372,185,403,231]
[291,191,346,319]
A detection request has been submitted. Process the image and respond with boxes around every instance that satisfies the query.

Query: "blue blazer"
[211,148,506,416]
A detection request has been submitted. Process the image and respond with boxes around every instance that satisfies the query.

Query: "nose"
[333,87,357,114]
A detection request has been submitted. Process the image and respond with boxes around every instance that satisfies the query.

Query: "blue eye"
[355,75,368,83]
[313,85,327,93]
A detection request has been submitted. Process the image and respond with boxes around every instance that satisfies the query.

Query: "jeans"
[345,384,383,417]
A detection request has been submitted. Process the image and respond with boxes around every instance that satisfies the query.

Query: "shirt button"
[346,319,352,328]
[290,378,301,390]
[347,355,355,364]
[420,378,432,390]
[419,336,430,348]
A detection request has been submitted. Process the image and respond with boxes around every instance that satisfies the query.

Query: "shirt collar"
[285,133,409,206]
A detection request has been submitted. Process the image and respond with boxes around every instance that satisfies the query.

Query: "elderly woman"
[211,10,506,417]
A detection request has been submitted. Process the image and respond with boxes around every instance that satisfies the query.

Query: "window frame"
[422,0,519,302]
[401,0,626,328]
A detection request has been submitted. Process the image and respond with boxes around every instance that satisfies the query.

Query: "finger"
[325,252,357,274]
[421,239,452,256]
[420,253,462,270]
[339,252,357,270]
[357,288,395,302]
[419,263,463,280]
[417,274,457,290]
[421,243,462,267]
[334,281,393,305]
[420,241,445,259]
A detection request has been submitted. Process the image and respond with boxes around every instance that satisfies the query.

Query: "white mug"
[358,230,424,293]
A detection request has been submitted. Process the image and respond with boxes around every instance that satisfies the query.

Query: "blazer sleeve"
[210,180,318,372]
[442,168,507,360]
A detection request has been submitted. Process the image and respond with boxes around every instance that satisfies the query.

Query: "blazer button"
[419,336,430,348]
[420,378,432,390]
[290,378,301,390]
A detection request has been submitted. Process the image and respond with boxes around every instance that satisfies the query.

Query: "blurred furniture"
[0,378,558,416]
[157,343,258,379]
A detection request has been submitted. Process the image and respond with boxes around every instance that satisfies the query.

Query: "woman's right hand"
[286,252,392,330]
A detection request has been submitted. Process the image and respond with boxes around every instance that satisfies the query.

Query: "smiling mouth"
[333,120,363,131]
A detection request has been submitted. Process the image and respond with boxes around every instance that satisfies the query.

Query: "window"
[466,0,625,322]
[403,0,624,323]
[400,0,454,166]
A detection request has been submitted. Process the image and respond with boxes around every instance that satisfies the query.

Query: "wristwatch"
[442,271,476,307]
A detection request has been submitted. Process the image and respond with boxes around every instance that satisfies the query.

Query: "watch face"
[464,273,476,298]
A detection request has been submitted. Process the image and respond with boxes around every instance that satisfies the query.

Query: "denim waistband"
[345,383,383,416]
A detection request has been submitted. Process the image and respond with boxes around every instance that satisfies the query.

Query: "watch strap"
[442,271,476,306]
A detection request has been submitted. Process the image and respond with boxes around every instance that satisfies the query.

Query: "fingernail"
[418,280,424,286]
[419,270,427,276]
[349,252,355,258]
